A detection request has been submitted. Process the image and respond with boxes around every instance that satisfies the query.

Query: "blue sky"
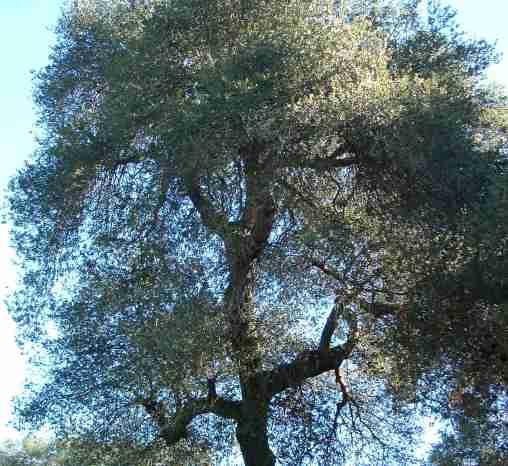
[0,0,507,443]
[0,1,62,440]
[447,0,508,85]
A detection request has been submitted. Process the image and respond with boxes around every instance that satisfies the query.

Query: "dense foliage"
[8,0,507,464]
[0,437,197,466]
[0,438,55,466]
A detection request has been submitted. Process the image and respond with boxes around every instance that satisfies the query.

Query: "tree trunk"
[225,259,264,389]
[236,405,275,466]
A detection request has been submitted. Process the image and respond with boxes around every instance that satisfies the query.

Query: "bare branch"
[273,117,365,172]
[335,367,350,401]
[332,367,351,431]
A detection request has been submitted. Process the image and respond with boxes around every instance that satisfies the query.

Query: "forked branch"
[141,389,241,446]
[258,298,358,398]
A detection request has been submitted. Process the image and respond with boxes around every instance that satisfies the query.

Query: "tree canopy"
[8,0,508,464]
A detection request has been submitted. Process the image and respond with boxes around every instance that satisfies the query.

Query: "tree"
[0,437,61,466]
[0,437,193,466]
[8,0,507,464]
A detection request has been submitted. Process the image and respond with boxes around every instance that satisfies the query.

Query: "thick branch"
[260,345,349,398]
[319,300,341,352]
[142,394,241,446]
[186,174,230,238]
[319,293,358,354]
[335,367,350,401]
[341,305,359,356]
[258,298,358,398]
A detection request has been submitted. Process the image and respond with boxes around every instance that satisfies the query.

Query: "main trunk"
[236,405,275,466]
[227,256,275,465]
[225,262,263,384]
[224,151,276,465]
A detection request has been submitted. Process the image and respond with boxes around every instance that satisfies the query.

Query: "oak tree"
[8,0,507,464]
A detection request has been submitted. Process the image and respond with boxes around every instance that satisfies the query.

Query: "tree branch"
[358,298,402,318]
[272,116,365,172]
[275,148,357,171]
[237,140,276,259]
[260,345,349,398]
[341,304,359,356]
[207,376,217,404]
[186,174,230,239]
[257,297,358,398]
[141,393,242,446]
[319,300,341,352]
[318,297,358,355]
[332,367,351,431]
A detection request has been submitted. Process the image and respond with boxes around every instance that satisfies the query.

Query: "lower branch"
[258,299,358,398]
[260,345,349,398]
[141,393,241,446]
